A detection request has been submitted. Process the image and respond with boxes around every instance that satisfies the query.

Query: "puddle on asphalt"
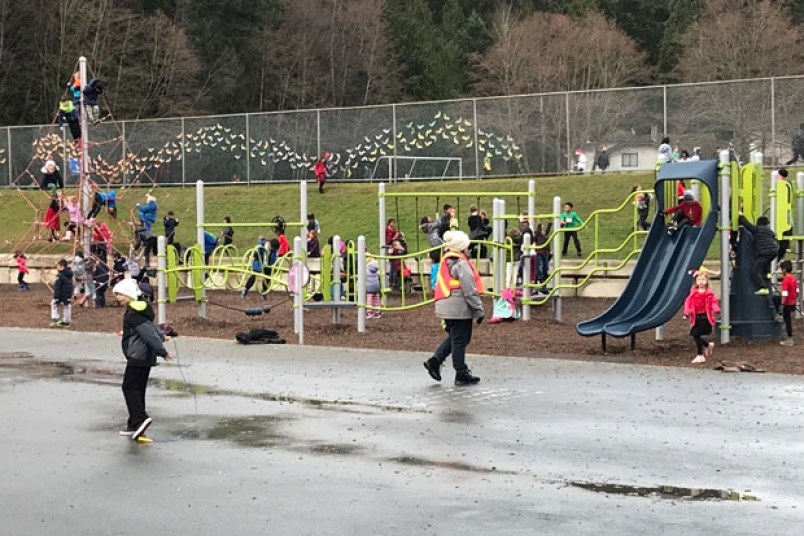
[571,482,759,502]
[206,415,290,448]
[387,455,517,475]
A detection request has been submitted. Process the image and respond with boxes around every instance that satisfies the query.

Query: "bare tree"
[472,9,647,96]
[676,0,804,82]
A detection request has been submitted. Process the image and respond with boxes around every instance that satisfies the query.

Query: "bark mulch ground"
[4,285,801,375]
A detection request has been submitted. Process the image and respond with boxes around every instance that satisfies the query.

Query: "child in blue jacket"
[137,194,158,233]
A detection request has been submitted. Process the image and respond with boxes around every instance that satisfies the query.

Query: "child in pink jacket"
[14,251,30,291]
[684,269,721,364]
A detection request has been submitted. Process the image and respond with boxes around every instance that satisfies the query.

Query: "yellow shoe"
[135,436,153,443]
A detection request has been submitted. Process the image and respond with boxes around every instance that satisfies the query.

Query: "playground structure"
[154,176,662,343]
[577,152,804,350]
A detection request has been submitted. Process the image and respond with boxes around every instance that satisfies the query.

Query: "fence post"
[316,108,321,160]
[565,92,571,173]
[121,121,128,186]
[6,127,11,186]
[181,117,187,187]
[663,85,668,136]
[473,98,480,179]
[245,113,251,185]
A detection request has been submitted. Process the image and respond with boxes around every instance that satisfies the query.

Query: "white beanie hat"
[443,230,470,253]
[41,160,58,174]
[112,278,141,300]
[683,189,695,200]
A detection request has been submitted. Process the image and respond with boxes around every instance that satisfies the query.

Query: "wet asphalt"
[1,327,802,535]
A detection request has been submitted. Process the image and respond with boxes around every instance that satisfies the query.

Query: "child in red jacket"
[684,269,720,364]
[778,260,797,346]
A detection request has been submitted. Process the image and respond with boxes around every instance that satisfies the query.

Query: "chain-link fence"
[3,75,804,188]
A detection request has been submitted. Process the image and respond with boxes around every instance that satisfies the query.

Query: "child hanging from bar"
[57,95,81,143]
[86,188,117,223]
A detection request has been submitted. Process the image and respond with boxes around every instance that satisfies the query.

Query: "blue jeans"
[535,255,549,283]
[434,318,473,372]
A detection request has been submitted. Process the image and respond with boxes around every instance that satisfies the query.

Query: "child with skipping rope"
[683,269,721,364]
[114,278,173,441]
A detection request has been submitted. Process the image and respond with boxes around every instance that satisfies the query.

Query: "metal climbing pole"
[79,57,91,258]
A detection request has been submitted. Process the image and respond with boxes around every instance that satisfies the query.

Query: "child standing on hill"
[778,260,797,346]
[559,202,583,257]
[14,251,30,291]
[684,269,721,364]
[51,259,74,328]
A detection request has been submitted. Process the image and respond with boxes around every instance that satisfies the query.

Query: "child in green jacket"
[560,202,583,257]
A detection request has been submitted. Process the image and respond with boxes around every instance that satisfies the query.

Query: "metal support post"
[157,236,167,325]
[522,233,531,321]
[719,150,731,344]
[357,236,366,333]
[378,183,388,290]
[797,172,804,318]
[770,169,779,285]
[332,235,342,324]
[552,196,562,322]
[528,179,536,232]
[196,180,207,319]
[299,180,308,246]
[293,236,305,344]
[79,57,91,259]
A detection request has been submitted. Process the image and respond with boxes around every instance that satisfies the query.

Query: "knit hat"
[683,190,695,201]
[112,278,141,300]
[443,230,470,253]
[41,160,58,174]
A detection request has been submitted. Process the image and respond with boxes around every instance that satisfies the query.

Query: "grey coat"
[366,260,381,293]
[435,256,484,320]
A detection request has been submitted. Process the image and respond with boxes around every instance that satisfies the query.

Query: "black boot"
[455,369,480,386]
[423,357,442,382]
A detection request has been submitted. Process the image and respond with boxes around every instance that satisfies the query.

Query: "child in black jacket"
[50,259,74,327]
[113,278,173,441]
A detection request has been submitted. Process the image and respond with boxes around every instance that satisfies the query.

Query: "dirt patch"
[3,284,802,375]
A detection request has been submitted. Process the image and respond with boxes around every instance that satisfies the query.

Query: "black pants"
[87,193,104,220]
[637,209,649,231]
[690,313,712,354]
[751,253,776,290]
[562,231,581,256]
[777,229,792,261]
[66,119,81,141]
[244,267,271,294]
[143,237,157,266]
[17,272,27,286]
[122,365,151,429]
[95,284,107,307]
[433,318,473,372]
[783,304,795,337]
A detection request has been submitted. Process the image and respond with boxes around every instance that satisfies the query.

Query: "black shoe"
[424,357,442,381]
[131,417,152,441]
[455,369,480,386]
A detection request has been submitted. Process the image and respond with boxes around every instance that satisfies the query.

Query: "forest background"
[0,0,802,126]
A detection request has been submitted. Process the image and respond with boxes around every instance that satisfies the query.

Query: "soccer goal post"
[371,155,463,182]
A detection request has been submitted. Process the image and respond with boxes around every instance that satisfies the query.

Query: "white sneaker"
[119,429,135,437]
[704,342,715,358]
[691,355,706,364]
[131,417,152,441]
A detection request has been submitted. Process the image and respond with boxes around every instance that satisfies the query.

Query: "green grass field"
[0,171,676,256]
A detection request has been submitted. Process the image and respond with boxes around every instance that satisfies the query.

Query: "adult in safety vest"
[423,230,485,385]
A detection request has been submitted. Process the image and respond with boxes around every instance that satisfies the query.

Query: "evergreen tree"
[657,0,704,78]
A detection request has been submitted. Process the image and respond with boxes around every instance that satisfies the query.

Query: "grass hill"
[1,171,661,256]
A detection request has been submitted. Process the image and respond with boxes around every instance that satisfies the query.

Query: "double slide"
[576,160,719,339]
